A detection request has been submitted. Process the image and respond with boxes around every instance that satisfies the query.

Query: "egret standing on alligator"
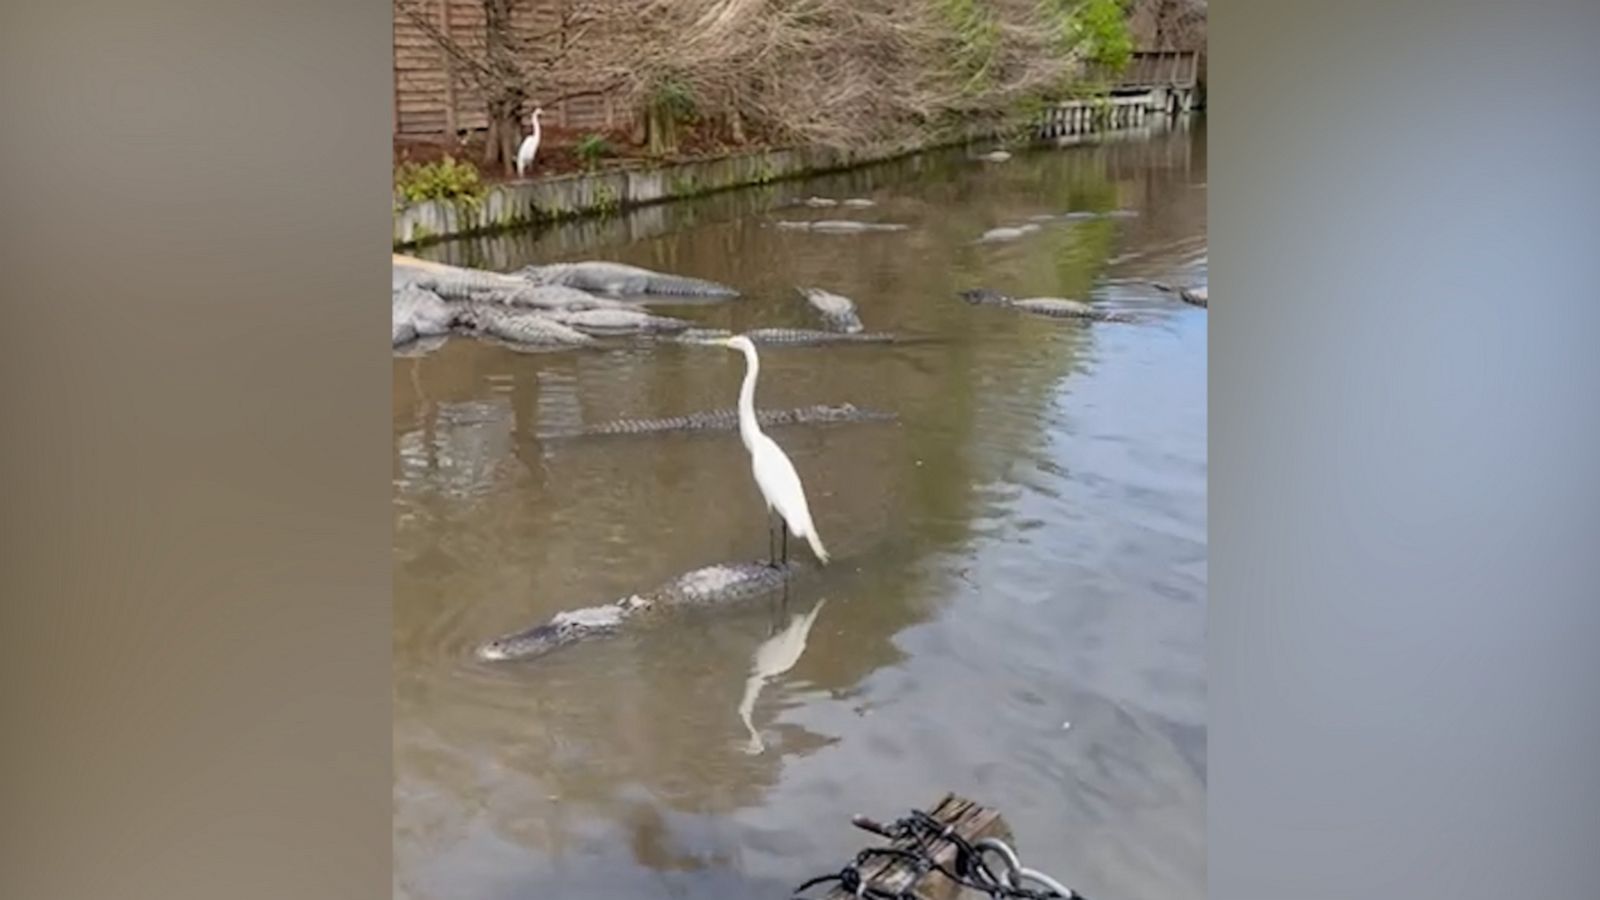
[718,335,830,568]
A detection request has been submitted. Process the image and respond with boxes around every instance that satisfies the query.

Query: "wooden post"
[821,794,1013,900]
[438,0,457,137]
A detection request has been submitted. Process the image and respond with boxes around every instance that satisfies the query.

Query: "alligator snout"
[474,639,515,662]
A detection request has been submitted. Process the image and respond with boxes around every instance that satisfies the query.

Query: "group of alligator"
[393,218,1207,666]
[392,255,911,353]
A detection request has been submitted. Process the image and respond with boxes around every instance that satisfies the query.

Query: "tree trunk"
[480,0,526,175]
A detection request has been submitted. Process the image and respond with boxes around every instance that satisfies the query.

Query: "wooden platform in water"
[819,793,1013,900]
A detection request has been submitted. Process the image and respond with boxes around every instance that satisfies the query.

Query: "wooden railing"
[1086,49,1201,90]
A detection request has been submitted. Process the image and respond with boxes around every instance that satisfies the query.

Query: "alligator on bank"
[796,287,864,333]
[959,288,1140,323]
[392,285,456,347]
[395,254,734,307]
[569,403,897,438]
[411,271,635,312]
[452,301,596,346]
[475,560,805,662]
[673,327,913,347]
[516,261,740,299]
[543,307,693,335]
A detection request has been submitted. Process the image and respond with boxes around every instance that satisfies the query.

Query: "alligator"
[571,403,897,438]
[474,560,804,663]
[796,197,874,209]
[393,334,449,358]
[543,307,693,335]
[976,224,1041,243]
[392,285,455,347]
[394,258,524,301]
[497,284,636,312]
[452,302,595,346]
[796,286,864,333]
[673,328,910,347]
[1150,281,1208,309]
[959,288,1139,323]
[516,261,740,299]
[395,256,639,311]
[774,220,910,234]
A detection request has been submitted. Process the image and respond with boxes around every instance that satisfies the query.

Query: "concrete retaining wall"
[395,141,944,248]
[394,109,1190,247]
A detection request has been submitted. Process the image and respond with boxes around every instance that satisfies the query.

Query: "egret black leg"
[781,522,789,566]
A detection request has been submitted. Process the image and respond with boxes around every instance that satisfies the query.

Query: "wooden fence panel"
[395,0,633,139]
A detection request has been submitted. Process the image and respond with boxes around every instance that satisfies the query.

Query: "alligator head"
[474,601,635,662]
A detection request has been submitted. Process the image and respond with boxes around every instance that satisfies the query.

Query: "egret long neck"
[736,345,761,450]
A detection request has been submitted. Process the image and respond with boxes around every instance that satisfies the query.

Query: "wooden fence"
[393,0,629,139]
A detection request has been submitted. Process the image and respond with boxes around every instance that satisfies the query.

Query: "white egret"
[719,335,830,567]
[515,107,543,178]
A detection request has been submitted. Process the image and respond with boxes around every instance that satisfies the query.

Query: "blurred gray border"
[1213,1,1600,897]
[2,1,1598,898]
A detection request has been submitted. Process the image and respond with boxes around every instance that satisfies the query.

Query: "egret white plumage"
[719,335,830,567]
[515,107,543,178]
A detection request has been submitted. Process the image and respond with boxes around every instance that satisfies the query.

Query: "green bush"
[575,133,614,170]
[1062,0,1133,72]
[394,155,485,207]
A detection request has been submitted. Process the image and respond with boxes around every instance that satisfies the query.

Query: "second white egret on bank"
[719,335,830,567]
[515,107,543,178]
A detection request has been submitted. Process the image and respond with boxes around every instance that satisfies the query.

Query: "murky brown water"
[395,120,1206,900]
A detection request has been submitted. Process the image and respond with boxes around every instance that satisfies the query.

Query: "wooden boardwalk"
[1040,50,1202,139]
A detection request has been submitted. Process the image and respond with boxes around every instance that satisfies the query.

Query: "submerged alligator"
[976,224,1042,243]
[797,197,875,209]
[775,220,910,234]
[572,403,897,438]
[797,287,864,333]
[1150,281,1209,309]
[673,327,911,347]
[475,560,804,662]
[959,288,1139,323]
[516,261,739,299]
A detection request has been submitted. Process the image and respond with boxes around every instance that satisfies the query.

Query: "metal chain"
[792,808,1088,900]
